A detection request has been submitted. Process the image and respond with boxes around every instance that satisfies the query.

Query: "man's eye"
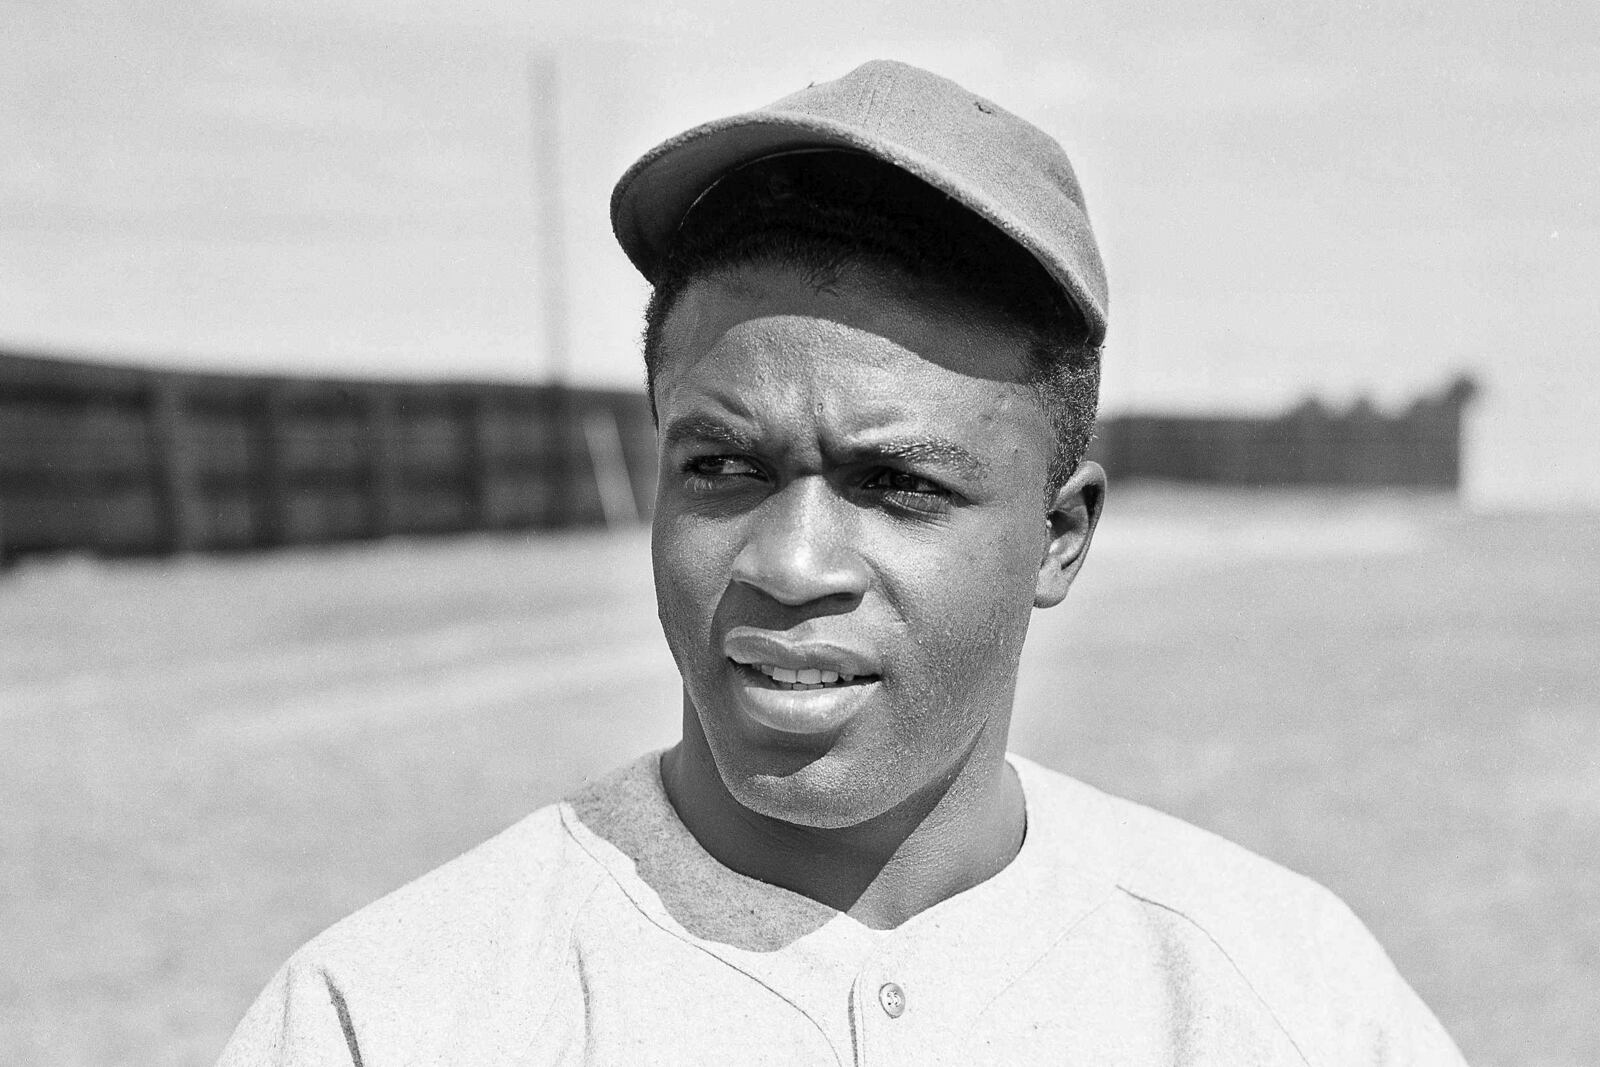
[863,469,950,513]
[682,455,763,485]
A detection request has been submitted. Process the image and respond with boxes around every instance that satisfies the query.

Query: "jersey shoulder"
[216,767,644,1066]
[299,798,599,978]
[1013,756,1466,1066]
[1013,754,1337,924]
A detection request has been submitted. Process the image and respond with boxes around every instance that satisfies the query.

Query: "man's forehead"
[678,260,1027,334]
[658,377,991,438]
[654,322,1050,483]
[657,264,1035,390]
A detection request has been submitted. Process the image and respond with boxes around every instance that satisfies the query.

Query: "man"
[218,60,1466,1065]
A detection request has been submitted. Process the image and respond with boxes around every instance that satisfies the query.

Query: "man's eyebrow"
[854,437,988,478]
[660,416,988,477]
[660,414,759,452]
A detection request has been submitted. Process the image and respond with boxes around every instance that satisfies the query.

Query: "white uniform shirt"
[217,753,1466,1065]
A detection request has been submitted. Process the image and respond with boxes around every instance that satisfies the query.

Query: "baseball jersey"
[215,752,1466,1065]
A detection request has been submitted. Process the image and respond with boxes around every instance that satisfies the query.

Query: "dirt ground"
[2,487,1596,1066]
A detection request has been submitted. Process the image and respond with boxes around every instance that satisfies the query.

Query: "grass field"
[2,487,1596,1066]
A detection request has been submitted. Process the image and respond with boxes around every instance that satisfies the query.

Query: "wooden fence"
[1089,376,1477,490]
[0,352,656,561]
[0,351,1475,561]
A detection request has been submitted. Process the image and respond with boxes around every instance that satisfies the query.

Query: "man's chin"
[702,741,902,830]
[681,684,915,829]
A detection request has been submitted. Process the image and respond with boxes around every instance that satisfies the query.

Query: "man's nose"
[730,478,869,606]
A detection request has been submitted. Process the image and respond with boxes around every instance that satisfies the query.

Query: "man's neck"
[660,727,1026,930]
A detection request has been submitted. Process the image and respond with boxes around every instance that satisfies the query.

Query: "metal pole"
[528,49,578,527]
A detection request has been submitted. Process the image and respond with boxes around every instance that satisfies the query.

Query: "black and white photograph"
[2,2,1596,1064]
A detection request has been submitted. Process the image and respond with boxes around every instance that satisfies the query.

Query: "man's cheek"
[926,582,1030,681]
[654,571,714,670]
[655,525,719,599]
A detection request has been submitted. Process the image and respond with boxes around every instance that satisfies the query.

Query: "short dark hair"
[640,151,1101,492]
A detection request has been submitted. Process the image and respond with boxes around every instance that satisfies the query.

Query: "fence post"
[250,385,289,547]
[549,384,580,528]
[1438,375,1479,490]
[582,404,639,528]
[455,392,487,531]
[147,379,200,553]
[365,389,402,538]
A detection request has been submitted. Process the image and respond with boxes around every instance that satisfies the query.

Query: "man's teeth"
[754,664,856,687]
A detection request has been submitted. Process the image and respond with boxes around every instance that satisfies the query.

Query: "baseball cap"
[610,59,1108,344]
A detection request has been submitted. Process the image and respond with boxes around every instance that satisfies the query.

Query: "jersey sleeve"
[214,959,362,1067]
[1310,890,1468,1066]
[1382,985,1469,1067]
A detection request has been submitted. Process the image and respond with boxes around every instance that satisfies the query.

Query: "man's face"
[651,263,1061,829]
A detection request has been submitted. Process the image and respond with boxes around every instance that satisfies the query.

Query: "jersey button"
[878,981,906,1018]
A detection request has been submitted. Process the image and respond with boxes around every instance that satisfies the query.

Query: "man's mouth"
[720,634,882,734]
[734,661,877,691]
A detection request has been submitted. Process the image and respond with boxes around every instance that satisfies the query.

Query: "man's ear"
[1035,460,1106,609]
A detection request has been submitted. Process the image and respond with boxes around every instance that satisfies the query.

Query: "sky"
[3,0,1596,505]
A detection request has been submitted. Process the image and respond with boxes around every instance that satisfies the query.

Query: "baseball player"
[217,60,1467,1065]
